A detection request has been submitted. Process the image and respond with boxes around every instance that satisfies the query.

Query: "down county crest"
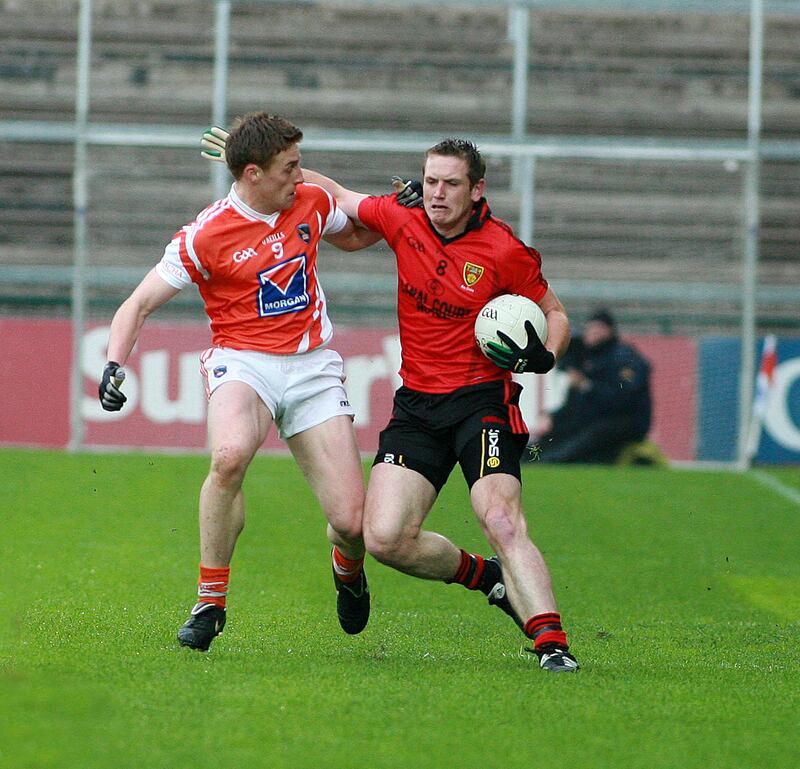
[463,262,485,286]
[297,223,311,243]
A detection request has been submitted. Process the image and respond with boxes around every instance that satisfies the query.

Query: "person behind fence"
[533,309,652,464]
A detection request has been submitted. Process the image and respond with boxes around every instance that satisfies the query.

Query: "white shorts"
[200,346,355,440]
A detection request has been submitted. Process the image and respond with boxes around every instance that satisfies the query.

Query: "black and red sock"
[446,549,487,590]
[523,612,569,651]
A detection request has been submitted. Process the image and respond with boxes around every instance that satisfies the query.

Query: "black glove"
[391,176,423,208]
[99,361,127,411]
[485,321,555,374]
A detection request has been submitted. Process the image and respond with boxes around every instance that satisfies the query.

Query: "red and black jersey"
[358,195,548,393]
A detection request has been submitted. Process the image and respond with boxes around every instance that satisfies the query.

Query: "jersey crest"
[463,262,485,286]
[257,255,310,316]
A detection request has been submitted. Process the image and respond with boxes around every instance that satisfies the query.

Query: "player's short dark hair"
[425,138,486,187]
[225,112,303,180]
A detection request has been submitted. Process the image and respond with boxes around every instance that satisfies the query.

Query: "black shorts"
[373,380,530,493]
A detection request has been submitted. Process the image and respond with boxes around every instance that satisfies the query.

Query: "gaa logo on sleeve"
[257,255,310,316]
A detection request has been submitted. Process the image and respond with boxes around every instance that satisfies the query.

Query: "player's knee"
[364,518,416,567]
[329,513,363,547]
[326,494,364,543]
[481,505,525,553]
[209,443,250,487]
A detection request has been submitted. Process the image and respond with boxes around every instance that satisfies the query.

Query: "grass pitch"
[2,448,798,769]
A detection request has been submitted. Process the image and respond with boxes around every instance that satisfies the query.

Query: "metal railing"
[3,0,799,465]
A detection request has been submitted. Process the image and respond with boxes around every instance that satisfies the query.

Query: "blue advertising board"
[698,338,800,464]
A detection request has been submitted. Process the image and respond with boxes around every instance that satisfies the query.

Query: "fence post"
[509,3,529,192]
[736,0,764,469]
[211,0,232,199]
[69,0,93,452]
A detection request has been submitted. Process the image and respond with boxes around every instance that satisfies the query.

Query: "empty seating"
[0,0,797,330]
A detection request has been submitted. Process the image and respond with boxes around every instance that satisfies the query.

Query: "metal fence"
[1,0,799,461]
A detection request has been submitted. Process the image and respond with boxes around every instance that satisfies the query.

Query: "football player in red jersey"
[201,131,579,672]
[99,113,381,650]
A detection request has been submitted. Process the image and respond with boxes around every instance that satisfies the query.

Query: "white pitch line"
[751,470,800,508]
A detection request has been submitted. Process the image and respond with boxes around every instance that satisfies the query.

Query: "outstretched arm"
[200,125,421,215]
[200,126,379,250]
[201,127,370,221]
[323,217,383,251]
[302,169,371,226]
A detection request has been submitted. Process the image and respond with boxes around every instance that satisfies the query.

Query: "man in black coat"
[534,309,652,464]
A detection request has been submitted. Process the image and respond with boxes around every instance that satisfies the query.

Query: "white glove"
[201,126,229,163]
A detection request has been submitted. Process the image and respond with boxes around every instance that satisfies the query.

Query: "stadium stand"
[0,0,798,329]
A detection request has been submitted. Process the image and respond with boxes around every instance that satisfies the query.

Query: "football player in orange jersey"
[99,113,381,651]
[199,128,579,672]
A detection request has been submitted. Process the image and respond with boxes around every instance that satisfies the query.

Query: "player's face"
[252,144,304,213]
[422,155,484,239]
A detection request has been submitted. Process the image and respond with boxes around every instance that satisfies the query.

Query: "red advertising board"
[629,335,696,462]
[0,318,695,460]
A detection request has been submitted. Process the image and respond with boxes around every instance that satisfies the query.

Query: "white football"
[474,294,548,359]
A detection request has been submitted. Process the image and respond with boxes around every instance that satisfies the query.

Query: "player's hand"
[486,320,555,374]
[99,362,127,411]
[391,176,423,208]
[201,126,229,163]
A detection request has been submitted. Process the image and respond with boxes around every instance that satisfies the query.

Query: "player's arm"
[302,169,371,226]
[107,268,180,364]
[201,127,371,223]
[536,287,571,363]
[200,126,420,216]
[99,269,180,411]
[323,217,383,251]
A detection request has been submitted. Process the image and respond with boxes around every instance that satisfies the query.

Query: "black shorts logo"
[380,452,405,467]
[486,429,501,468]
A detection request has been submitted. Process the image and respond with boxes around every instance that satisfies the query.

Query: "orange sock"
[332,547,364,584]
[197,564,230,608]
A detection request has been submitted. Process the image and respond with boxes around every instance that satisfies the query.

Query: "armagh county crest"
[463,262,484,286]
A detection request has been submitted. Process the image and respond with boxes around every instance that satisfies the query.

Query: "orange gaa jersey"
[156,183,347,354]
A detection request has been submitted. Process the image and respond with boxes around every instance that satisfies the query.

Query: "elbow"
[114,296,154,332]
[122,296,151,321]
[337,240,361,253]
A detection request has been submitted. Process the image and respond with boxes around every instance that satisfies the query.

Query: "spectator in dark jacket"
[533,309,652,464]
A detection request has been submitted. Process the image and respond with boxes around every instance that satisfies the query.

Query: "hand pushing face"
[423,154,484,239]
